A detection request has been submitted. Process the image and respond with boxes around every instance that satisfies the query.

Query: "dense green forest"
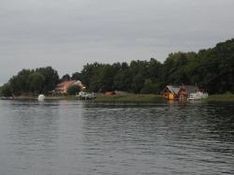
[0,67,59,96]
[0,39,234,96]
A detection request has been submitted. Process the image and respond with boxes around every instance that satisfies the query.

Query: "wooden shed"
[161,85,180,100]
[161,85,201,101]
[177,85,199,101]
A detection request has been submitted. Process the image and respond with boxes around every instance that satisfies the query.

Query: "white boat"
[38,94,45,101]
[76,91,96,100]
[187,91,208,100]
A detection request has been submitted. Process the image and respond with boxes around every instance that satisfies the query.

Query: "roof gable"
[57,80,76,87]
[180,85,199,94]
[167,85,180,94]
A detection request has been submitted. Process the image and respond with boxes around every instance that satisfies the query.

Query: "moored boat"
[76,91,96,100]
[38,94,45,101]
[187,91,208,100]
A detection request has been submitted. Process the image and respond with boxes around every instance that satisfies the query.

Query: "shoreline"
[94,94,166,103]
[204,93,234,103]
[0,95,76,101]
[1,93,234,103]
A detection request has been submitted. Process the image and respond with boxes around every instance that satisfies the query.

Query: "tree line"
[0,67,59,96]
[1,39,234,96]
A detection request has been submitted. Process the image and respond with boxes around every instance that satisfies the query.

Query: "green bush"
[67,85,80,95]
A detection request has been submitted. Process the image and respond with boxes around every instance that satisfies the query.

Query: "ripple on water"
[0,101,233,175]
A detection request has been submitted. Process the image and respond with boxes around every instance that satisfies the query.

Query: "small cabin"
[161,85,201,101]
[177,85,199,101]
[55,80,86,94]
[161,85,180,100]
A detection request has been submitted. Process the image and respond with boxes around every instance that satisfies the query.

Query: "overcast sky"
[1,0,234,85]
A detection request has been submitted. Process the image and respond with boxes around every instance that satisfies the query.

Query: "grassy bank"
[2,93,234,103]
[95,93,234,103]
[205,93,234,102]
[94,94,166,103]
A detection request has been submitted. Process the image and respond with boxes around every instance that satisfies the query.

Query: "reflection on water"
[0,100,233,175]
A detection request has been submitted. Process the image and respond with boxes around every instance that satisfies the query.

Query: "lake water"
[0,100,234,175]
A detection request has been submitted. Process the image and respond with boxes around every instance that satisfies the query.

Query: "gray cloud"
[1,0,234,84]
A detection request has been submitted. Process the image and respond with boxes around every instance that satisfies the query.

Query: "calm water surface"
[0,100,234,175]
